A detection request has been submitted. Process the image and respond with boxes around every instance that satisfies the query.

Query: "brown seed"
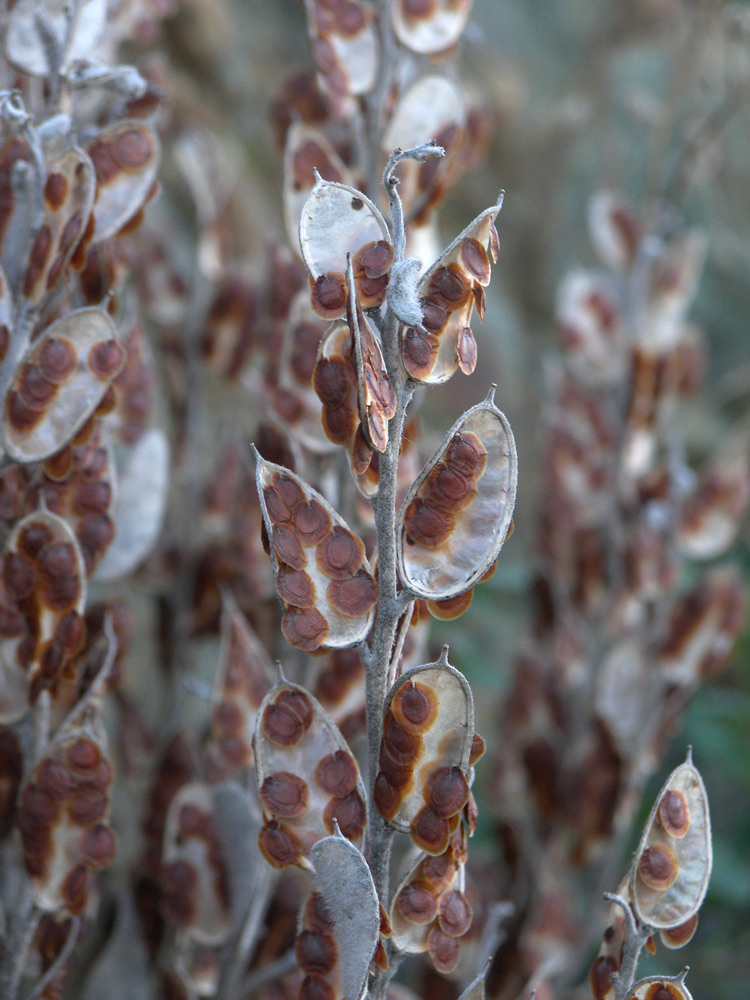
[262,703,306,747]
[68,790,107,826]
[397,880,438,924]
[19,365,56,409]
[428,463,477,509]
[19,785,58,827]
[260,771,309,818]
[38,337,76,384]
[281,606,329,652]
[351,424,374,474]
[273,473,305,510]
[403,498,453,549]
[646,988,680,1000]
[430,265,469,305]
[88,141,119,184]
[402,327,439,379]
[296,930,337,975]
[457,326,477,375]
[315,750,358,798]
[316,526,364,580]
[7,391,42,431]
[4,553,36,599]
[422,851,456,890]
[304,892,335,934]
[427,590,474,622]
[66,738,101,773]
[638,842,679,890]
[258,820,302,869]
[335,0,366,36]
[446,432,487,479]
[300,976,335,1000]
[273,524,307,570]
[80,823,117,869]
[382,712,421,765]
[374,772,400,821]
[59,212,83,254]
[353,240,393,279]
[469,732,486,766]
[658,789,690,838]
[73,481,112,515]
[427,926,461,973]
[438,889,473,937]
[263,485,292,524]
[35,759,70,800]
[77,514,115,562]
[326,569,377,617]
[62,863,89,915]
[112,128,152,170]
[314,357,352,408]
[589,955,618,1000]
[29,224,52,268]
[324,790,366,839]
[660,913,698,948]
[311,272,347,317]
[88,340,125,380]
[44,172,68,210]
[277,566,316,608]
[357,273,388,307]
[426,767,469,818]
[392,681,437,734]
[460,237,491,284]
[410,806,451,855]
[293,500,332,546]
[422,299,448,335]
[38,542,76,579]
[323,401,357,444]
[402,0,435,18]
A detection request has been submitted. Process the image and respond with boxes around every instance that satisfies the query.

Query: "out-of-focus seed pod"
[200,277,257,379]
[303,0,379,96]
[374,651,474,853]
[620,345,679,478]
[299,177,392,318]
[3,308,125,463]
[631,750,711,930]
[0,575,32,724]
[87,121,160,243]
[0,267,12,370]
[624,969,694,1000]
[313,647,366,742]
[555,271,625,385]
[398,390,516,601]
[255,457,376,651]
[392,0,473,55]
[400,198,501,384]
[347,269,396,454]
[588,879,629,1000]
[254,679,366,867]
[5,0,107,75]
[678,436,750,560]
[284,123,350,256]
[644,234,705,352]
[205,591,275,781]
[0,726,23,837]
[161,783,231,945]
[587,191,640,272]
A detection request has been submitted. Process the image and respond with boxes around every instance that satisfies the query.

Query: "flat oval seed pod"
[389,835,463,954]
[398,391,517,601]
[3,308,125,463]
[625,970,693,1000]
[254,679,367,867]
[87,122,160,244]
[347,267,396,453]
[631,751,711,930]
[304,0,379,97]
[299,177,392,318]
[401,197,501,385]
[392,0,473,55]
[556,271,626,386]
[283,123,350,257]
[5,0,107,74]
[587,191,640,271]
[255,456,376,650]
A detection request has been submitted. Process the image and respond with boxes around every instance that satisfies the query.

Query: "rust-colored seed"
[66,738,101,773]
[74,481,112,514]
[263,485,292,524]
[80,823,116,869]
[7,391,43,431]
[403,0,435,17]
[314,357,351,408]
[431,265,469,305]
[426,767,470,818]
[590,956,618,1000]
[62,863,89,915]
[326,570,377,617]
[39,338,76,384]
[19,785,58,826]
[112,128,152,170]
[354,240,393,279]
[393,681,436,733]
[54,609,83,653]
[44,446,73,480]
[35,759,70,800]
[293,501,332,546]
[312,272,347,314]
[19,365,56,408]
[638,843,679,890]
[281,606,329,652]
[273,473,305,510]
[68,790,107,825]
[258,820,302,869]
[77,514,115,558]
[422,851,455,889]
[646,989,680,1000]
[404,498,453,549]
[277,566,315,608]
[300,975,335,1000]
[40,642,63,680]
[658,789,690,838]
[402,327,439,378]
[0,324,9,362]
[88,141,119,184]
[262,703,306,747]
[44,172,68,209]
[273,524,307,570]
[277,689,314,728]
[397,881,438,924]
[446,432,487,478]
[38,542,76,579]
[324,790,366,839]
[88,340,125,379]
[315,750,358,798]
[296,930,337,975]
[438,889,473,937]
[260,771,309,818]
[4,553,36,599]
[373,772,400,820]
[212,700,243,736]
[29,224,52,268]
[335,0,366,35]
[305,892,335,934]
[460,237,491,284]
[323,401,356,443]
[457,326,478,375]
[410,806,451,855]
[351,425,373,475]
[428,464,476,508]
[59,212,83,254]
[421,299,448,335]
[469,732,486,766]
[382,712,421,764]
[661,913,698,947]
[427,926,461,974]
[316,526,364,580]
[378,748,414,790]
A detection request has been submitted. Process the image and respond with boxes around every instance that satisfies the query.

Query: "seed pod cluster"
[87,121,160,243]
[374,654,474,854]
[400,199,501,384]
[205,592,275,781]
[256,457,377,651]
[161,783,231,945]
[392,0,473,55]
[303,0,378,97]
[299,177,393,319]
[254,679,366,868]
[3,307,126,464]
[631,751,711,931]
[390,833,472,974]
[398,392,517,602]
[2,508,87,706]
[17,730,116,914]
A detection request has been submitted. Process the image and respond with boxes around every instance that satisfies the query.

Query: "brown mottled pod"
[313,647,366,741]
[587,191,640,272]
[631,750,711,930]
[299,177,392,318]
[398,390,517,601]
[283,124,349,256]
[392,0,473,55]
[87,121,160,243]
[589,878,629,1000]
[400,198,501,384]
[555,271,626,385]
[254,679,367,867]
[302,0,378,96]
[624,970,694,1000]
[255,456,376,651]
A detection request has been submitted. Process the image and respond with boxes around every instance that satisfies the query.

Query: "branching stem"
[603,893,653,1000]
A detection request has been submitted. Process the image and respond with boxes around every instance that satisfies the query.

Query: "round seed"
[281,606,329,652]
[326,569,377,616]
[392,681,437,734]
[258,820,302,869]
[397,881,438,924]
[38,338,76,384]
[315,750,358,798]
[277,566,315,608]
[316,526,364,580]
[112,128,153,170]
[426,926,460,974]
[260,772,309,818]
[373,772,400,821]
[292,500,332,546]
[403,498,453,549]
[324,789,366,839]
[410,805,451,855]
[80,823,116,869]
[437,889,472,937]
[426,767,469,818]
[402,327,439,378]
[658,789,690,838]
[61,863,88,915]
[314,357,352,409]
[311,272,347,316]
[459,237,490,284]
[295,931,337,975]
[638,843,679,891]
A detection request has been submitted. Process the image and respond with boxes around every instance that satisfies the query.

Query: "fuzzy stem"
[603,893,652,1000]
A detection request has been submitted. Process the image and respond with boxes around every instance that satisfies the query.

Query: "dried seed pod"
[254,679,367,867]
[587,191,640,271]
[392,0,473,55]
[299,177,392,318]
[284,124,350,256]
[631,751,711,930]
[624,970,693,1000]
[398,391,517,601]
[589,880,629,1000]
[3,308,125,463]
[556,271,626,385]
[347,268,396,453]
[313,647,366,741]
[87,121,160,243]
[5,0,107,75]
[678,436,750,560]
[401,198,501,384]
[375,652,474,848]
[644,233,705,351]
[303,0,379,96]
[161,783,231,945]
[256,457,376,651]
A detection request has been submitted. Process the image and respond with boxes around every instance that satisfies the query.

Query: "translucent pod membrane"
[303,0,379,96]
[390,833,472,975]
[398,392,517,601]
[625,970,693,1000]
[299,177,393,319]
[161,783,231,946]
[255,457,377,651]
[294,831,380,1000]
[5,0,107,74]
[348,274,396,453]
[392,0,473,55]
[22,148,95,305]
[3,307,125,463]
[2,507,87,707]
[18,729,115,915]
[87,121,160,243]
[400,198,501,385]
[631,750,711,930]
[374,653,474,854]
[555,271,626,386]
[205,591,275,781]
[253,679,367,869]
[587,191,640,272]
[314,319,380,497]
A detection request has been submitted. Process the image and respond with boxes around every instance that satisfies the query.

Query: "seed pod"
[398,391,517,601]
[678,436,750,560]
[254,679,366,867]
[299,177,392,318]
[161,783,231,945]
[87,121,160,243]
[392,0,473,55]
[255,456,376,651]
[3,308,125,463]
[556,271,626,385]
[400,198,501,384]
[303,0,379,96]
[284,123,350,256]
[375,651,474,850]
[644,233,705,351]
[313,647,366,742]
[588,878,630,1000]
[624,970,693,1000]
[631,751,711,930]
[347,266,396,453]
[5,0,107,75]
[587,191,640,272]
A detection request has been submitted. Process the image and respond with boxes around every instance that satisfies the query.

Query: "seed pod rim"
[625,968,693,1000]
